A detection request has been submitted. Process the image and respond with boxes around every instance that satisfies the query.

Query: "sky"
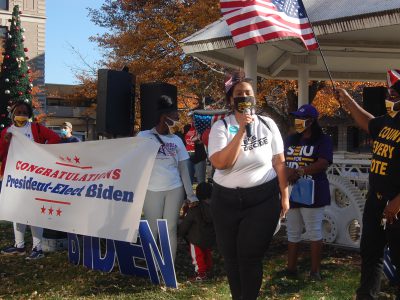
[45,1,107,85]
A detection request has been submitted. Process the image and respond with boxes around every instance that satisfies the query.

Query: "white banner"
[0,132,160,243]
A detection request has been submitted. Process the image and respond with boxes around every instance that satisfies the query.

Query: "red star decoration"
[66,157,72,162]
[74,156,80,164]
[41,206,46,214]
[59,156,65,161]
[48,207,54,215]
[56,208,62,216]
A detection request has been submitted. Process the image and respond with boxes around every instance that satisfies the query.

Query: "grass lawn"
[0,221,397,299]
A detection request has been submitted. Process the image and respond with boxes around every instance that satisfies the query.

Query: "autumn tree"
[85,0,225,110]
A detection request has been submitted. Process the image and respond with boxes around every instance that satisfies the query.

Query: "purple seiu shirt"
[285,133,333,208]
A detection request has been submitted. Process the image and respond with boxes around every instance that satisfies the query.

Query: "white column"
[297,64,309,108]
[244,45,258,94]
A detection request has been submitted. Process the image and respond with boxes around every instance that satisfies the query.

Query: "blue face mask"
[60,129,68,137]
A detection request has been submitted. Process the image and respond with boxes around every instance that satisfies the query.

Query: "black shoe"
[309,271,322,281]
[282,268,298,278]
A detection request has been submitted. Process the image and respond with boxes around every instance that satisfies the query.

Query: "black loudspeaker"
[140,82,177,130]
[363,86,387,117]
[97,69,135,135]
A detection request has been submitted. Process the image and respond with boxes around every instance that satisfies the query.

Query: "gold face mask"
[385,100,400,118]
[14,115,29,127]
[294,119,307,133]
[165,116,181,134]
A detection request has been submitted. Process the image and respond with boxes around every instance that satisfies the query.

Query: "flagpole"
[301,1,336,92]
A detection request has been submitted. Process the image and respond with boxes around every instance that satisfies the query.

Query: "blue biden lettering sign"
[67,220,177,288]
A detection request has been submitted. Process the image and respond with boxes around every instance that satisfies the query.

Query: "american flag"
[220,0,318,50]
[194,111,227,135]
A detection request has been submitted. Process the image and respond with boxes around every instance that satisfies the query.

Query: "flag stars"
[74,156,80,164]
[66,157,72,162]
[272,0,305,18]
[40,205,63,217]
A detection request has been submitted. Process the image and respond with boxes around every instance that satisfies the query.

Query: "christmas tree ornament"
[24,47,28,52]
[5,90,10,94]
[16,56,24,68]
[24,99,29,103]
[5,78,9,82]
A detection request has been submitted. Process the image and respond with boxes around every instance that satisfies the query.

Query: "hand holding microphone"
[243,108,254,138]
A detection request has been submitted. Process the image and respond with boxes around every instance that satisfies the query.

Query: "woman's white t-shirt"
[208,114,284,188]
[7,122,33,141]
[137,128,189,192]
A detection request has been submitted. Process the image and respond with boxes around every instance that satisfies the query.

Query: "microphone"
[243,108,253,138]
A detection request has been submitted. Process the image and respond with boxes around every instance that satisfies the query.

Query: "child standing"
[179,182,215,281]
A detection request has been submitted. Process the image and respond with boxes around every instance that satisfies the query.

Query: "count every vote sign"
[0,132,160,243]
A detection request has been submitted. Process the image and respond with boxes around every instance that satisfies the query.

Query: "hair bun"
[157,95,176,113]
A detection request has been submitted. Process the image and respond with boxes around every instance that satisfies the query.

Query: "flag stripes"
[221,0,318,50]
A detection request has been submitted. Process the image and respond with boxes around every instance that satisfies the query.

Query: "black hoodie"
[179,200,216,248]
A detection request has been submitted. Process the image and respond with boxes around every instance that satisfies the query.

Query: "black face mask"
[233,96,256,113]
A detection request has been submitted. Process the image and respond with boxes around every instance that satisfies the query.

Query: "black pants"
[211,178,281,300]
[356,191,400,300]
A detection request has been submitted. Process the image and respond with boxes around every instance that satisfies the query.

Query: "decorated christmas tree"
[0,5,34,129]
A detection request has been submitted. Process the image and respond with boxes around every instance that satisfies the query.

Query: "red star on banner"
[48,207,54,215]
[41,206,46,214]
[56,208,62,216]
[66,157,72,162]
[74,156,80,164]
[59,156,65,161]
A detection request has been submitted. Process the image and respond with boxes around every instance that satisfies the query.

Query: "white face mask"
[165,116,181,134]
[294,119,307,133]
[385,100,400,118]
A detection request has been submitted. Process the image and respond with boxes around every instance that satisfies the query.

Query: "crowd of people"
[0,69,399,300]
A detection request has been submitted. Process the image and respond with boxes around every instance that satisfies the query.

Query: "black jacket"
[179,200,215,248]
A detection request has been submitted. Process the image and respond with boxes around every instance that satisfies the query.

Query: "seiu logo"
[287,145,314,157]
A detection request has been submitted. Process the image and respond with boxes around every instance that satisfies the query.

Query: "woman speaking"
[208,76,289,300]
